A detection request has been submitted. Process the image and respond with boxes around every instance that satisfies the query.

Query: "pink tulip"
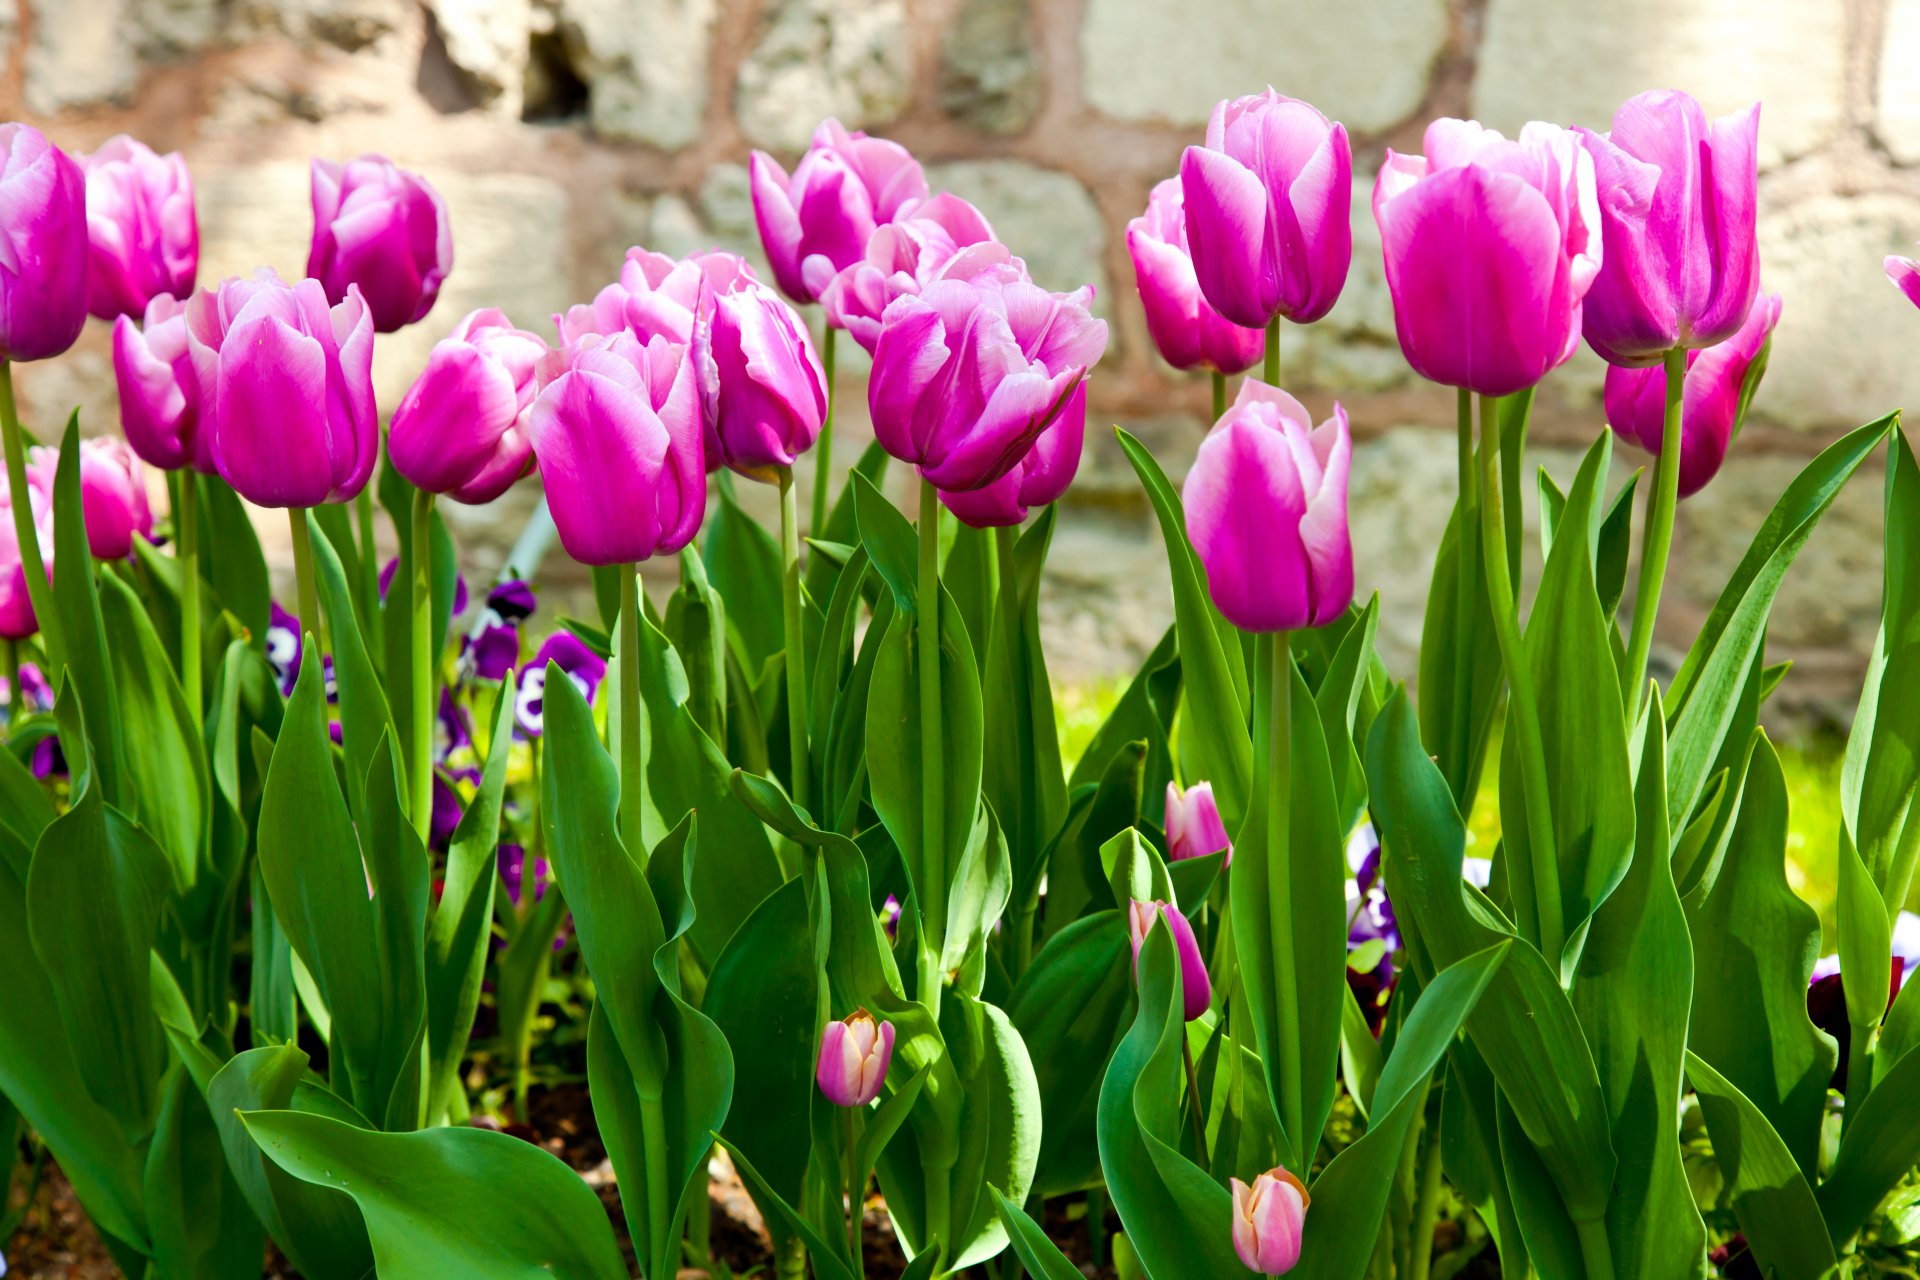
[0,484,49,639]
[1178,90,1352,330]
[819,192,1017,352]
[0,124,90,363]
[939,382,1085,529]
[112,293,211,474]
[77,135,197,321]
[1372,119,1607,397]
[1577,91,1759,366]
[750,118,927,307]
[693,280,827,477]
[1126,178,1267,375]
[816,1009,895,1108]
[556,248,757,347]
[1183,380,1351,633]
[1231,1167,1310,1275]
[1604,291,1780,498]
[1126,898,1211,1022]
[28,437,150,560]
[1165,780,1232,866]
[389,308,545,504]
[1887,252,1920,310]
[186,270,378,508]
[524,331,704,566]
[308,155,452,334]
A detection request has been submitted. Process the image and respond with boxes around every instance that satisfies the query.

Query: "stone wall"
[4,0,1917,720]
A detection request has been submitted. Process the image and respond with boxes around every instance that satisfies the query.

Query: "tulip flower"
[1888,252,1920,310]
[557,248,756,347]
[1372,119,1606,397]
[939,382,1085,529]
[693,280,827,478]
[1576,91,1759,367]
[513,631,607,738]
[750,118,927,307]
[0,487,50,640]
[1127,178,1268,376]
[1126,898,1211,1022]
[77,135,197,321]
[1179,90,1351,332]
[1231,1167,1310,1275]
[389,308,545,504]
[1165,780,1232,865]
[28,437,151,561]
[461,579,537,682]
[816,1009,895,1107]
[0,124,90,364]
[112,294,211,474]
[1604,292,1780,498]
[819,192,1015,352]
[1183,380,1352,633]
[308,154,452,333]
[524,331,704,566]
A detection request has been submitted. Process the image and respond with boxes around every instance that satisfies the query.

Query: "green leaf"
[1818,1039,1920,1245]
[198,475,270,643]
[48,414,125,803]
[851,472,920,615]
[1836,824,1892,1036]
[143,1059,266,1280]
[664,547,729,746]
[804,438,890,608]
[991,1186,1086,1280]
[1070,625,1179,799]
[705,476,786,674]
[309,512,397,825]
[1418,472,1505,816]
[713,1134,857,1280]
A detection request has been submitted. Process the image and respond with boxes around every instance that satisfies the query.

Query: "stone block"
[924,160,1108,310]
[24,0,137,113]
[940,0,1041,136]
[556,0,717,150]
[736,0,910,151]
[1879,0,1920,164]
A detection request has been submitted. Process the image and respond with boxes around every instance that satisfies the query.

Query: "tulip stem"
[1408,1129,1445,1280]
[1181,1029,1210,1168]
[409,490,436,839]
[1252,629,1304,1167]
[288,509,324,666]
[1449,386,1476,799]
[356,487,380,643]
[813,325,837,535]
[179,471,202,724]
[0,363,60,669]
[917,478,945,1022]
[778,465,809,812]
[1476,395,1564,970]
[843,1103,862,1267]
[1623,347,1687,719]
[617,564,645,865]
[1212,370,1227,422]
[1263,316,1280,386]
[1574,1217,1616,1280]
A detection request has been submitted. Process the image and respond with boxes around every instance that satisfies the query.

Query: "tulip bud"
[819,192,1012,353]
[816,1009,895,1108]
[750,118,928,307]
[694,280,827,478]
[1372,119,1606,397]
[1178,90,1352,330]
[0,486,50,640]
[557,248,757,347]
[113,295,210,474]
[186,270,378,508]
[1603,292,1779,499]
[28,437,150,561]
[1126,178,1267,376]
[524,332,704,566]
[1577,92,1759,366]
[1183,380,1352,633]
[308,154,452,333]
[1231,1167,1310,1275]
[77,135,198,321]
[514,632,608,738]
[0,124,90,363]
[389,308,545,504]
[1165,780,1232,866]
[1126,898,1211,1022]
[1887,252,1920,310]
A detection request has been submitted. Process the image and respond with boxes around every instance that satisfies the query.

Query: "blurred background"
[0,0,1916,725]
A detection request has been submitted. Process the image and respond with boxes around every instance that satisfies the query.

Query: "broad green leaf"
[713,1135,857,1280]
[1417,477,1504,816]
[1042,741,1148,945]
[310,513,396,825]
[1817,1039,1920,1245]
[850,472,919,614]
[142,1061,266,1280]
[354,737,431,1131]
[664,547,729,745]
[1836,824,1892,1037]
[808,542,869,752]
[991,1186,1086,1280]
[198,474,270,642]
[49,414,126,802]
[804,437,890,608]
[1315,594,1379,832]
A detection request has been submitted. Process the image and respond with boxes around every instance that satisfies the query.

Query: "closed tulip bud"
[112,293,210,473]
[1577,92,1759,366]
[0,487,49,640]
[1604,291,1779,499]
[816,1009,895,1108]
[187,271,378,508]
[1373,119,1606,397]
[28,437,150,561]
[308,154,452,334]
[869,278,1106,494]
[525,331,704,566]
[1126,178,1267,375]
[694,280,827,478]
[1231,1167,1310,1275]
[1165,780,1231,866]
[1183,380,1352,633]
[1127,898,1211,1022]
[819,192,1013,353]
[751,118,928,306]
[1179,90,1352,330]
[557,248,757,347]
[0,124,90,363]
[389,308,545,504]
[77,135,197,321]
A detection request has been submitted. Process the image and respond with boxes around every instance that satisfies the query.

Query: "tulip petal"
[1181,145,1274,330]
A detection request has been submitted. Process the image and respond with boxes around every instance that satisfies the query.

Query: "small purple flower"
[266,601,303,695]
[498,842,553,907]
[461,579,537,683]
[1808,910,1920,1092]
[430,770,466,851]
[515,632,607,738]
[436,688,472,762]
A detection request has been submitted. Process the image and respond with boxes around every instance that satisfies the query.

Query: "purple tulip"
[1164,780,1231,866]
[514,631,607,738]
[308,154,452,334]
[1126,898,1211,1022]
[460,579,536,682]
[819,192,1016,353]
[693,280,827,478]
[525,332,704,566]
[1178,90,1352,331]
[1183,379,1352,633]
[1372,119,1607,397]
[868,277,1105,494]
[1890,253,1920,310]
[77,135,197,321]
[1604,291,1780,498]
[112,294,211,474]
[1577,92,1759,366]
[0,486,49,640]
[816,1009,895,1107]
[1126,178,1268,375]
[750,119,927,308]
[1231,1167,1309,1275]
[557,248,756,347]
[186,270,378,508]
[28,437,151,561]
[389,308,544,504]
[0,124,90,363]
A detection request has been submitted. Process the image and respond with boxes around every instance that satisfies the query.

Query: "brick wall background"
[3,0,1916,718]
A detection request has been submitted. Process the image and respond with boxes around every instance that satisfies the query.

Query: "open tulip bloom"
[77,134,198,322]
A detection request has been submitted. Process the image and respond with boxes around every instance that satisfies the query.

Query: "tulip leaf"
[196,474,271,644]
[713,1134,858,1280]
[1836,823,1893,1039]
[705,476,786,674]
[805,438,891,606]
[48,414,126,803]
[1817,1039,1920,1245]
[308,512,396,826]
[1417,478,1504,816]
[1314,593,1380,833]
[991,1186,1087,1280]
[142,1058,267,1280]
[663,548,729,745]
[1071,624,1180,798]
[1042,740,1148,945]
[809,542,868,751]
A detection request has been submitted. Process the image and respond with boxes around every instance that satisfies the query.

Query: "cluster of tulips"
[1,67,1920,1280]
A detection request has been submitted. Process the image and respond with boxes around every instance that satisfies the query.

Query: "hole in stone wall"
[522,29,588,123]
[417,9,481,115]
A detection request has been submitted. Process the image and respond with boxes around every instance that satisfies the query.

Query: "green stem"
[813,325,837,535]
[1263,316,1280,386]
[288,510,323,664]
[1212,368,1227,422]
[0,363,60,667]
[3,639,17,731]
[1846,1024,1874,1130]
[1255,630,1303,1166]
[779,465,809,811]
[356,486,379,639]
[1575,1217,1616,1280]
[1477,395,1565,969]
[617,565,644,864]
[1181,1029,1210,1168]
[686,1140,712,1263]
[1623,346,1687,717]
[639,1089,673,1274]
[1408,1129,1445,1280]
[916,478,945,1022]
[409,489,435,839]
[844,1102,862,1267]
[179,472,202,726]
[1450,387,1475,788]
